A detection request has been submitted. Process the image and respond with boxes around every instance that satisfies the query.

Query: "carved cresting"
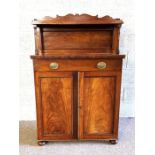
[32,13,123,25]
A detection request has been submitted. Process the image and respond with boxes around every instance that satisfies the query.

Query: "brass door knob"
[97,62,106,69]
[49,62,59,69]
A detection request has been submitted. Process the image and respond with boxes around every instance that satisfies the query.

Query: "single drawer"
[33,59,122,72]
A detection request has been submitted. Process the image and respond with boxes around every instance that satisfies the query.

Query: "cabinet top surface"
[32,14,123,25]
[30,54,125,59]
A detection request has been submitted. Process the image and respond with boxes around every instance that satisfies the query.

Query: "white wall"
[19,0,134,120]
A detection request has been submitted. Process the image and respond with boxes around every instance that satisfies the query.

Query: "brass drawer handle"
[49,62,59,69]
[97,62,106,69]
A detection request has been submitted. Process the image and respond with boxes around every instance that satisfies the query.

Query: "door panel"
[41,77,72,136]
[79,71,121,139]
[83,76,115,134]
[35,72,77,140]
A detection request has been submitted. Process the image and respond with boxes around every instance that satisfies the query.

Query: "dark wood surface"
[79,71,121,140]
[43,30,112,50]
[31,14,125,144]
[32,14,123,55]
[31,54,125,59]
[33,59,122,72]
[35,72,78,140]
[32,14,123,25]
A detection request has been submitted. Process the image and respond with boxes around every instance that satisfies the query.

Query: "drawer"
[33,59,122,72]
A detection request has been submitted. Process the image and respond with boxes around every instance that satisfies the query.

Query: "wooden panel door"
[34,72,78,140]
[79,71,121,140]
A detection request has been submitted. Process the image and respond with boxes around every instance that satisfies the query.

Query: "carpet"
[19,118,134,155]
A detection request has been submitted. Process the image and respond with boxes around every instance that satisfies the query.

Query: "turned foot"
[109,140,117,144]
[38,141,48,146]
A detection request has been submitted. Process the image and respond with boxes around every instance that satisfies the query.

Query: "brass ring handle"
[97,62,106,69]
[49,62,59,69]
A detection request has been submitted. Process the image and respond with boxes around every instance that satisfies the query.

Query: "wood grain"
[35,72,77,140]
[32,14,123,55]
[79,71,121,140]
[32,14,123,25]
[41,77,72,135]
[83,77,115,134]
[34,26,43,55]
[31,14,125,143]
[31,54,125,59]
[43,30,112,50]
[33,59,122,72]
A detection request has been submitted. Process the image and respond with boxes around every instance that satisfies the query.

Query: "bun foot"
[109,140,117,144]
[38,141,48,146]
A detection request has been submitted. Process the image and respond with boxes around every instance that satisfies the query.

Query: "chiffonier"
[30,14,125,146]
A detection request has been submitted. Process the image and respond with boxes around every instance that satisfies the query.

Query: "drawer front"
[33,59,122,72]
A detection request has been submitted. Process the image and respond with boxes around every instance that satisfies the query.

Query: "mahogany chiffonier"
[30,14,125,146]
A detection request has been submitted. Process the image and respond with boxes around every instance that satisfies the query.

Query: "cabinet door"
[35,72,78,140]
[79,71,121,140]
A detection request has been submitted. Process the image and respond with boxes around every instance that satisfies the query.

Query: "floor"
[19,118,135,155]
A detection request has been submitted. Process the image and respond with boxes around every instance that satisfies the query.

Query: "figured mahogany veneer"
[30,14,125,145]
[79,71,122,140]
[35,72,76,140]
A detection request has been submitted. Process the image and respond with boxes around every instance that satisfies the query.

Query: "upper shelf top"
[32,14,123,25]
